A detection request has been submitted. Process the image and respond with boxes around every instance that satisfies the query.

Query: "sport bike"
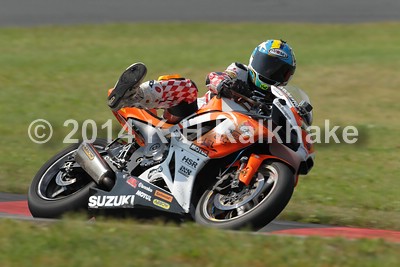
[28,76,315,230]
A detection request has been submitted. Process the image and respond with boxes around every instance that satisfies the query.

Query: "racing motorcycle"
[28,75,315,230]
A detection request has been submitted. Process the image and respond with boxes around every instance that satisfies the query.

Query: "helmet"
[248,39,296,90]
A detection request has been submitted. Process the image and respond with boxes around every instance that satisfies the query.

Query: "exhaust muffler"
[74,141,115,189]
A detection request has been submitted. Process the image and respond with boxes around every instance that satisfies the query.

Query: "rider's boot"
[107,62,147,112]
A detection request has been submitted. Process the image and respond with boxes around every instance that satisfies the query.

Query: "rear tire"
[28,139,108,218]
[195,161,294,230]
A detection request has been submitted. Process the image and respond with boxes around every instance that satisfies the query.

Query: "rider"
[107,39,296,122]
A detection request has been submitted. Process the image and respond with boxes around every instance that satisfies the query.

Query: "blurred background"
[1,0,399,229]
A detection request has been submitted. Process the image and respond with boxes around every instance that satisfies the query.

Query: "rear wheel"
[28,139,108,218]
[195,161,294,230]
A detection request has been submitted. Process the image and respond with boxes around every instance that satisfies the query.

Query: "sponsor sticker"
[108,96,115,105]
[154,190,173,203]
[268,48,288,58]
[147,166,163,180]
[82,145,95,160]
[127,177,138,188]
[260,83,269,90]
[88,195,135,208]
[153,199,170,210]
[136,190,152,201]
[182,156,198,169]
[190,143,209,157]
[178,165,192,177]
[138,182,153,193]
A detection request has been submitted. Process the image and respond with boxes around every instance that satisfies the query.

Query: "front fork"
[237,154,291,186]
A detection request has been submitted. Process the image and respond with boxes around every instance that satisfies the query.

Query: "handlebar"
[230,90,272,117]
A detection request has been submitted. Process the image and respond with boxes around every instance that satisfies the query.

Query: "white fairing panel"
[138,126,209,212]
[270,86,310,163]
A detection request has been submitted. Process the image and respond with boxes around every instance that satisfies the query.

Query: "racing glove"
[231,79,253,98]
[216,78,234,98]
[216,78,253,99]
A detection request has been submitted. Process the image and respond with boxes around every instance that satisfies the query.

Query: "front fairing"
[272,85,313,126]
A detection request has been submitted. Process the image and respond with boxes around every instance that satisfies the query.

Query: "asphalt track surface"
[1,0,400,242]
[1,193,400,242]
[1,0,400,26]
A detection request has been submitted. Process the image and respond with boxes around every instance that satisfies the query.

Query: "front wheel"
[28,139,108,218]
[195,161,294,230]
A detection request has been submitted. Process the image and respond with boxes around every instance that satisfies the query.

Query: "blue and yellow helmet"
[248,39,296,90]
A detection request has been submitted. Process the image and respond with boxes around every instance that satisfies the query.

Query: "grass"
[0,218,399,267]
[0,22,399,232]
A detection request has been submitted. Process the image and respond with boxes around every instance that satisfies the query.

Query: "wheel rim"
[202,165,279,222]
[37,144,104,201]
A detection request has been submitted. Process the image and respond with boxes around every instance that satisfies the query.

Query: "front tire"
[28,139,108,218]
[195,161,294,230]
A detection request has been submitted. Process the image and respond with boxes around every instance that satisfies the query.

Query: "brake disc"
[213,173,264,210]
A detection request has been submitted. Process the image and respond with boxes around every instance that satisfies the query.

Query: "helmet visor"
[251,50,295,85]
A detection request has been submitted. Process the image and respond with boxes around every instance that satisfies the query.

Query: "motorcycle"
[28,76,315,230]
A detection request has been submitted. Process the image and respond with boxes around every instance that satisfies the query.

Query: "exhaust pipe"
[74,141,115,190]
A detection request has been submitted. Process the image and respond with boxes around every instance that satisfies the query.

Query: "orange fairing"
[192,111,270,159]
[192,95,273,159]
[158,74,183,80]
[196,96,222,114]
[116,107,173,129]
[290,107,314,154]
[238,154,286,186]
[108,88,173,130]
